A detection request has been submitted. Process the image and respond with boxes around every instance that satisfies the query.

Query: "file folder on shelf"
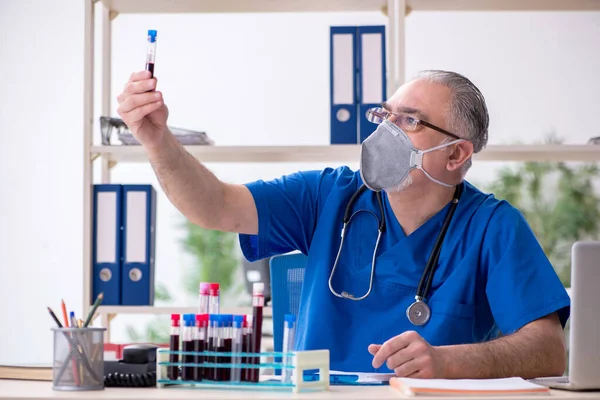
[121,185,157,306]
[357,26,386,143]
[92,184,123,306]
[329,25,386,144]
[330,26,358,144]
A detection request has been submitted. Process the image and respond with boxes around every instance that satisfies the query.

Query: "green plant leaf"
[484,135,600,288]
[155,282,173,302]
[180,219,241,298]
[125,325,141,342]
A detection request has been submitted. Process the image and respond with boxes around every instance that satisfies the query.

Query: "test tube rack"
[155,348,330,393]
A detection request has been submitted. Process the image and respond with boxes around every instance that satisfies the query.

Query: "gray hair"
[409,70,490,172]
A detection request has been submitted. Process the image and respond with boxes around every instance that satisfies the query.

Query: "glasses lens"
[366,108,386,124]
[395,114,418,132]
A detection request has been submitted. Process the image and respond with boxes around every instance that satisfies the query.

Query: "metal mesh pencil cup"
[51,327,106,391]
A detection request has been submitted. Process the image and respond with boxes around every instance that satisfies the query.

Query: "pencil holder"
[155,348,329,393]
[51,327,106,391]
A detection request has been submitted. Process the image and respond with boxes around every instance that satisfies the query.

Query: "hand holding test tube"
[116,29,167,149]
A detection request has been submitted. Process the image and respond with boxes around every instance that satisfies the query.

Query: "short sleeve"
[239,166,353,262]
[483,203,571,334]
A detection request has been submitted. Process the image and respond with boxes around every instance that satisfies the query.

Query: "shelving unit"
[83,0,600,336]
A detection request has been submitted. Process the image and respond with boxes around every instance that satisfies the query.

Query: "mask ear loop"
[410,139,464,188]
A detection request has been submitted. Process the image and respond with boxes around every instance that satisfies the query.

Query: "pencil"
[47,307,63,328]
[83,293,104,327]
[61,299,69,328]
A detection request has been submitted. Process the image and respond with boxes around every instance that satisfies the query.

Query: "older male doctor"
[117,69,570,379]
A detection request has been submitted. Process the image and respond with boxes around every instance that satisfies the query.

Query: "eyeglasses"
[366,106,461,140]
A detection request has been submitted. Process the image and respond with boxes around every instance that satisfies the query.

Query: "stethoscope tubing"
[328,182,463,326]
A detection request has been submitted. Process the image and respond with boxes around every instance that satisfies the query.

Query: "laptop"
[530,241,600,390]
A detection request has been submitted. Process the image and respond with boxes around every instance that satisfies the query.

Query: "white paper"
[332,34,354,105]
[125,191,147,263]
[396,377,549,392]
[361,33,383,104]
[96,192,117,263]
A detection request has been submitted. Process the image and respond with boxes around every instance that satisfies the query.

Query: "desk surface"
[1,380,599,400]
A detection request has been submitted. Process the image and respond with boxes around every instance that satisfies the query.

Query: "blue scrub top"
[239,166,571,373]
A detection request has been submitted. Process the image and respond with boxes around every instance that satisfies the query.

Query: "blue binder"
[330,26,358,144]
[357,25,386,143]
[92,184,123,306]
[121,185,157,306]
[329,25,386,144]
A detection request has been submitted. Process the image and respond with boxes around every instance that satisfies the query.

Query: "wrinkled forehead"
[385,79,452,124]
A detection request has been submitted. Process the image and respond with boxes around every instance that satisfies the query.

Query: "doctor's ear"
[446,141,474,172]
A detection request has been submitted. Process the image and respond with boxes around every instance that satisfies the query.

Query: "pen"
[65,309,80,385]
[302,373,388,385]
[302,373,357,383]
[70,312,77,329]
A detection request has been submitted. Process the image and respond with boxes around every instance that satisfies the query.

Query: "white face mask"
[359,120,463,192]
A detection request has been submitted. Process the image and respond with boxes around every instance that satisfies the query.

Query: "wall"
[0,0,85,365]
[1,0,599,364]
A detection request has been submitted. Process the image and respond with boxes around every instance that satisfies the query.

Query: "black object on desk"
[103,344,158,387]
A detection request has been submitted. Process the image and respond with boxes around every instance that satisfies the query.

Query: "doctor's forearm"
[437,314,566,379]
[145,132,257,234]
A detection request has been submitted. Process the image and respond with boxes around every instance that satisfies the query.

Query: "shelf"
[99,0,600,14]
[97,305,273,318]
[92,144,600,164]
[92,144,360,163]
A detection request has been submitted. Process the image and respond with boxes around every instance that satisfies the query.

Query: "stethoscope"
[328,183,463,326]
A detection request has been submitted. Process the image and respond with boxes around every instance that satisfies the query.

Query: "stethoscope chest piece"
[406,299,431,326]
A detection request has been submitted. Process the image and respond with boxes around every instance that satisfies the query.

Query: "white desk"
[1,380,600,400]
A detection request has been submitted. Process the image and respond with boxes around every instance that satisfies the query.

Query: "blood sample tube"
[207,314,217,380]
[249,282,264,383]
[222,315,232,381]
[213,315,223,381]
[241,315,248,381]
[168,313,180,381]
[231,315,244,382]
[198,282,210,315]
[193,314,207,381]
[145,29,157,78]
[243,314,253,382]
[282,314,296,383]
[182,314,195,381]
[208,283,220,314]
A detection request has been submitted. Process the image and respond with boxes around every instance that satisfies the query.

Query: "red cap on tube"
[195,313,209,326]
[171,313,180,326]
[209,283,219,295]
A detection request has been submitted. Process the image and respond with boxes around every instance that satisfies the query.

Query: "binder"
[330,26,358,144]
[121,185,157,306]
[329,25,386,144]
[357,26,386,143]
[92,184,123,306]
